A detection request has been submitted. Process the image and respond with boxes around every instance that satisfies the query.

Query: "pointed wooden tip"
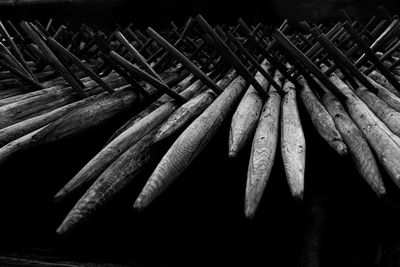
[133,196,148,211]
[335,143,348,156]
[228,150,238,158]
[55,208,83,236]
[55,219,71,236]
[292,191,304,201]
[134,185,160,210]
[53,188,67,203]
[244,203,256,219]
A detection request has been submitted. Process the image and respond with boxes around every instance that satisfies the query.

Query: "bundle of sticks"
[0,5,399,239]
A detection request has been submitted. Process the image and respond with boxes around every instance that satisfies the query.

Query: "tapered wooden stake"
[146,27,223,94]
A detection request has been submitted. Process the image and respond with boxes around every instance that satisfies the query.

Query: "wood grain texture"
[0,91,107,147]
[367,69,399,96]
[55,73,238,234]
[53,76,211,203]
[155,89,216,142]
[56,130,157,235]
[281,80,305,200]
[228,61,270,157]
[106,73,195,144]
[328,72,400,189]
[32,85,139,144]
[0,126,45,164]
[321,91,385,196]
[134,76,248,209]
[245,70,282,218]
[0,74,125,130]
[354,85,400,137]
[367,76,400,113]
[299,77,347,156]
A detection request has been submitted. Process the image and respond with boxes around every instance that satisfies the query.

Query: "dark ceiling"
[0,0,397,31]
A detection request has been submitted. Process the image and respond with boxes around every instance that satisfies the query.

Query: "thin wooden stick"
[273,29,347,101]
[195,15,267,98]
[20,21,87,98]
[109,50,187,103]
[343,21,400,92]
[147,26,223,94]
[46,36,114,93]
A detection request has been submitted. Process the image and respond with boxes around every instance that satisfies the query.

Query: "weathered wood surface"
[155,89,216,142]
[106,73,195,144]
[298,77,347,156]
[321,91,386,196]
[228,61,270,157]
[328,72,400,190]
[54,76,206,203]
[134,76,248,210]
[281,79,305,199]
[55,72,237,234]
[354,85,400,137]
[245,70,282,218]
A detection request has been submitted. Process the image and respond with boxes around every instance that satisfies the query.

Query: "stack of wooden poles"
[0,5,399,236]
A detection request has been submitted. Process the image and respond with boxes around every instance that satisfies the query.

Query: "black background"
[0,0,400,266]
